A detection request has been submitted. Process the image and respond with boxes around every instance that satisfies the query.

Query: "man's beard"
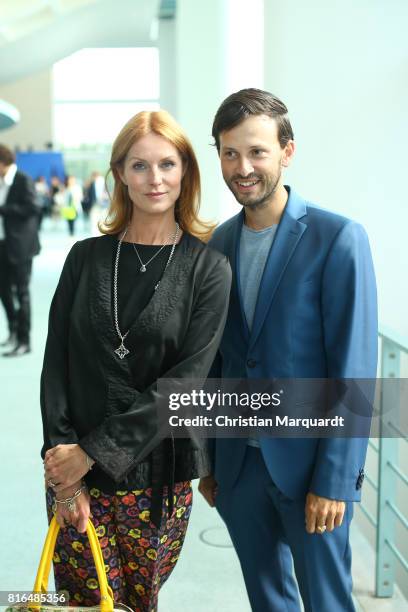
[227,169,281,210]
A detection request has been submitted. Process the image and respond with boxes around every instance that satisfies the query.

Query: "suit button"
[356,469,365,490]
[247,359,257,368]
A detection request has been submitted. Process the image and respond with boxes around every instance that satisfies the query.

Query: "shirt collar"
[3,163,17,186]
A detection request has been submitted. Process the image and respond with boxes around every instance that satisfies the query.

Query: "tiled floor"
[0,220,405,611]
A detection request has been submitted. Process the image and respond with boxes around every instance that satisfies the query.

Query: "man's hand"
[198,475,218,507]
[305,492,345,534]
[44,444,91,493]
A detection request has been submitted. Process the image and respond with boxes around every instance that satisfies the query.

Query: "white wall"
[174,0,228,222]
[264,0,408,337]
[0,70,53,150]
[173,0,264,223]
[158,18,177,118]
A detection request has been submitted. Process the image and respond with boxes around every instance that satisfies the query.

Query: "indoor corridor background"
[1,1,407,610]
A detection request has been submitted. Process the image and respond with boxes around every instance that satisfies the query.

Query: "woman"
[41,110,231,611]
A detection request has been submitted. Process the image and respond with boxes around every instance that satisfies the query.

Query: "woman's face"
[119,132,184,217]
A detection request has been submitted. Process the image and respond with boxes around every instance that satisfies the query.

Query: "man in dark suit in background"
[0,144,40,356]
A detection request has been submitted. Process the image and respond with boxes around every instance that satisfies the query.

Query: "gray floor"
[0,220,406,611]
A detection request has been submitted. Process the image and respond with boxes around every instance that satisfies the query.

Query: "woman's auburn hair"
[99,109,215,240]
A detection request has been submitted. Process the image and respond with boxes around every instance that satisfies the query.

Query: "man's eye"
[224,151,236,159]
[252,149,265,156]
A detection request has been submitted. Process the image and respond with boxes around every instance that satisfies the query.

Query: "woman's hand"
[44,443,93,492]
[54,480,91,533]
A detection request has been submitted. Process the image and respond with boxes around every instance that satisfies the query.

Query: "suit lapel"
[227,212,250,343]
[248,190,307,350]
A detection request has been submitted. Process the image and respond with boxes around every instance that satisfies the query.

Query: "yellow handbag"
[6,516,131,612]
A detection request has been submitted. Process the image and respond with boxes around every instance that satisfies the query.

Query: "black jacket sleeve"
[40,240,92,456]
[79,255,232,481]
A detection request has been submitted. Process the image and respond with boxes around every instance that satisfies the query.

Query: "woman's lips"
[146,192,166,198]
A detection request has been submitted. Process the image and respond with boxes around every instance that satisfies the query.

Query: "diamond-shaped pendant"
[140,265,146,272]
[115,343,130,359]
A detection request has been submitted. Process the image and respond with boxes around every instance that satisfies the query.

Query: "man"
[199,89,377,611]
[0,144,40,356]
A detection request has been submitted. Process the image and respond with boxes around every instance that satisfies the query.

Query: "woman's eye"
[133,162,146,171]
[161,160,176,169]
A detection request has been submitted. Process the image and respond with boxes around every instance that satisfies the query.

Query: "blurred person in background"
[89,170,109,235]
[41,110,231,611]
[50,175,62,204]
[61,175,83,236]
[35,175,51,229]
[50,175,63,227]
[81,172,97,230]
[82,171,106,232]
[0,143,40,357]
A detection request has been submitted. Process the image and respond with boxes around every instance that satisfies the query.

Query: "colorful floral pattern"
[46,482,192,612]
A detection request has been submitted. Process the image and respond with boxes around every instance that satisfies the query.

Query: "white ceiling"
[0,0,161,85]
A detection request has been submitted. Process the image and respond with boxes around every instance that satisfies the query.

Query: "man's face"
[219,114,290,210]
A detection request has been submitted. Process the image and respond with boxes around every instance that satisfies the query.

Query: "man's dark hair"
[212,88,294,152]
[0,144,15,166]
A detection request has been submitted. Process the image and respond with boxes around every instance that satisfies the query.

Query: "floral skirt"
[46,482,192,612]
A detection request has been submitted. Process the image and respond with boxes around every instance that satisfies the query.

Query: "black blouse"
[116,241,178,339]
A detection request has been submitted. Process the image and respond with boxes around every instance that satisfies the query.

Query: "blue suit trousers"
[216,447,355,612]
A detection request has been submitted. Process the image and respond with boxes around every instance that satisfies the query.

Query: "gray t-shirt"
[239,223,278,331]
[239,222,278,448]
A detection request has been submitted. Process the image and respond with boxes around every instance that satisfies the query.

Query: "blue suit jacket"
[209,187,378,502]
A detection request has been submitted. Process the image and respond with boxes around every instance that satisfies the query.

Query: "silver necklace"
[113,223,180,359]
[133,241,167,272]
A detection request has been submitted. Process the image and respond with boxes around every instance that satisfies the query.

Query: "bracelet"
[53,485,86,513]
[54,485,84,504]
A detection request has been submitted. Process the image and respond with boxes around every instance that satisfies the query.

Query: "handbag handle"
[33,516,114,612]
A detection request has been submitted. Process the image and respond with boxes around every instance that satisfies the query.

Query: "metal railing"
[360,326,408,597]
